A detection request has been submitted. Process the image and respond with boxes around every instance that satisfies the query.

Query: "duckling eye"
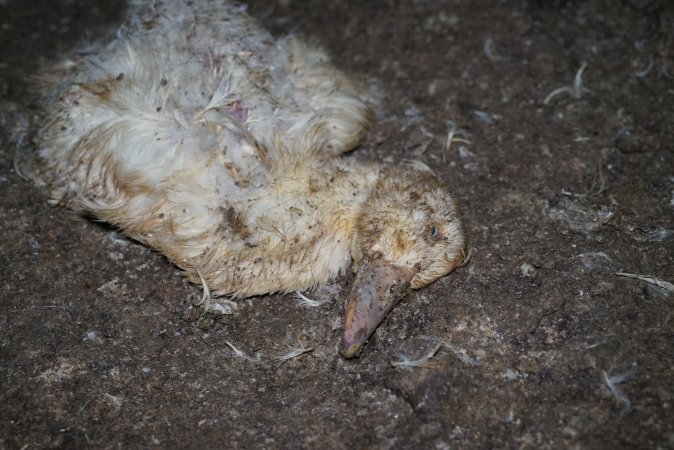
[430,226,441,241]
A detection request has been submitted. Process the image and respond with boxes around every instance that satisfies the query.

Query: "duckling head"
[341,167,467,357]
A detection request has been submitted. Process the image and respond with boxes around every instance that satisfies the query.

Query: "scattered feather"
[458,247,472,267]
[103,232,131,247]
[602,367,636,410]
[574,251,613,270]
[225,341,261,363]
[635,58,654,78]
[575,251,612,261]
[272,335,315,363]
[209,300,236,315]
[520,262,536,277]
[419,126,435,140]
[445,127,471,152]
[561,162,607,198]
[293,291,324,308]
[401,159,433,172]
[83,330,100,342]
[442,341,483,366]
[194,270,212,313]
[658,65,673,79]
[391,343,443,368]
[404,106,422,118]
[483,37,497,61]
[330,316,342,331]
[544,62,589,105]
[103,393,123,413]
[616,272,674,297]
[473,110,493,125]
[457,146,473,159]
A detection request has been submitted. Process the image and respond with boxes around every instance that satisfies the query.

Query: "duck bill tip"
[340,342,363,358]
[340,259,416,358]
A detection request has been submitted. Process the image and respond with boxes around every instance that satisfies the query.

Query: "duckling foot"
[340,258,416,358]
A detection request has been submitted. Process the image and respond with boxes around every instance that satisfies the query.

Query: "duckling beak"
[340,258,417,358]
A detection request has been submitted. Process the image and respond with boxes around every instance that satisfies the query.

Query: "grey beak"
[340,258,416,357]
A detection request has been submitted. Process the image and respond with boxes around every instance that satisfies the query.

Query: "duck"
[32,0,467,357]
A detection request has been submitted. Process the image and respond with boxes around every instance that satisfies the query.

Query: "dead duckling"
[33,0,467,357]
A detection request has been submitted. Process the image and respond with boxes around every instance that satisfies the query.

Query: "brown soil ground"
[1,0,673,448]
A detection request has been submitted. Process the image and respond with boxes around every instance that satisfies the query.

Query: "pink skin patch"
[230,101,247,122]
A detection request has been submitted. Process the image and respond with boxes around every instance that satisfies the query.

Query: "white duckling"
[34,0,466,357]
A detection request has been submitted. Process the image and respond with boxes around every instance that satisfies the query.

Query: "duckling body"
[35,0,466,356]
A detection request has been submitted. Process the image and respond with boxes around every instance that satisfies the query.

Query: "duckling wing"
[119,0,373,161]
[38,0,372,194]
[273,36,373,159]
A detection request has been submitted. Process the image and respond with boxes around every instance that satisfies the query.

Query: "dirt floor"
[1,0,673,448]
